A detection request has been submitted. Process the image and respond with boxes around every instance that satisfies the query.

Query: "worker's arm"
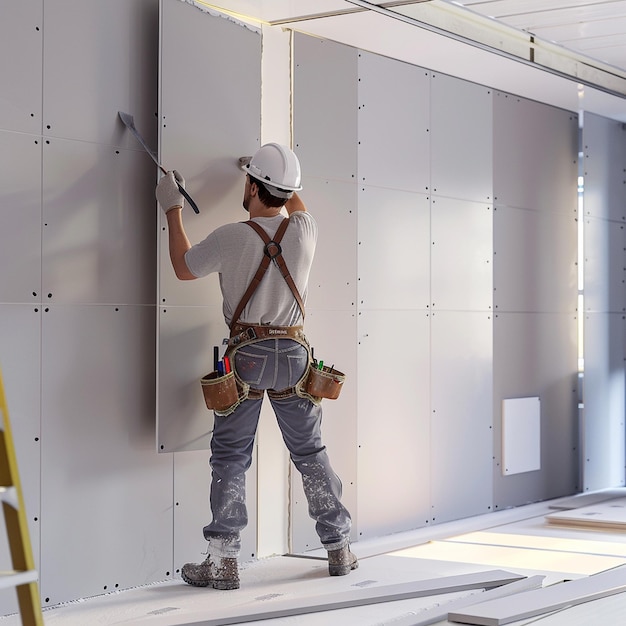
[156,171,197,281]
[165,209,196,280]
[285,192,306,215]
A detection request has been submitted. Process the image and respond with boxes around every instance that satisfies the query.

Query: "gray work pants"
[203,338,352,558]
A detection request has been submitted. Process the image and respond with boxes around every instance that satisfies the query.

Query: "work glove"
[156,170,185,213]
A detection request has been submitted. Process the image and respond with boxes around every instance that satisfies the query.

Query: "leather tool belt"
[229,323,306,348]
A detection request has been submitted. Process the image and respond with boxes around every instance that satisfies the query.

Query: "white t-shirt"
[185,211,317,327]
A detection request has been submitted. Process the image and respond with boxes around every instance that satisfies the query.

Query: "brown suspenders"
[229,218,306,332]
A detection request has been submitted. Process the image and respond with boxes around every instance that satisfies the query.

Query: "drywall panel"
[0,131,42,303]
[493,313,579,509]
[357,51,430,193]
[431,73,492,204]
[449,564,626,626]
[583,313,626,491]
[157,305,224,453]
[493,92,578,212]
[0,304,41,618]
[431,312,493,523]
[303,178,357,312]
[502,397,541,476]
[290,308,358,551]
[583,216,626,313]
[158,0,261,453]
[493,206,578,313]
[356,309,431,538]
[0,0,42,134]
[431,197,493,312]
[42,137,156,305]
[583,112,626,222]
[358,187,430,310]
[42,0,158,147]
[39,304,171,606]
[293,33,357,183]
[174,447,257,571]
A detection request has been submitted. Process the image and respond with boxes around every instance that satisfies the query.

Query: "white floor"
[4,489,626,626]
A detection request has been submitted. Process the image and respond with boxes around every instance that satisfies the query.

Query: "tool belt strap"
[229,218,305,332]
[229,322,305,345]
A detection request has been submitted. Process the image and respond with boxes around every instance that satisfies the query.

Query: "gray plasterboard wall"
[0,0,621,615]
[582,113,626,492]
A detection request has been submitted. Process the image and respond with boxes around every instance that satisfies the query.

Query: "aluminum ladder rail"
[0,366,43,625]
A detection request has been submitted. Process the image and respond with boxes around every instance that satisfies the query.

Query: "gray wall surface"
[292,33,580,545]
[582,112,626,491]
[0,0,620,616]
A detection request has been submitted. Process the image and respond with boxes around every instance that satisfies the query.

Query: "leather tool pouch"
[201,370,250,417]
[295,362,346,406]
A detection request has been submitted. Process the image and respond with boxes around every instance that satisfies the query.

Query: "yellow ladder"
[0,367,43,625]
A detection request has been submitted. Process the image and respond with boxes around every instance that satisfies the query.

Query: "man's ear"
[249,180,259,197]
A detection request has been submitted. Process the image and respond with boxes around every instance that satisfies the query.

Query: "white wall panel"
[431,74,493,203]
[583,113,626,222]
[431,197,493,312]
[0,0,42,134]
[291,309,358,551]
[358,187,430,310]
[356,310,431,538]
[493,206,578,313]
[583,313,626,491]
[42,138,156,305]
[0,131,42,303]
[493,312,579,507]
[158,0,261,452]
[0,305,41,618]
[39,304,170,606]
[43,0,158,147]
[158,305,225,453]
[494,92,578,211]
[294,34,357,183]
[431,311,493,524]
[298,178,357,313]
[357,52,430,193]
[584,217,626,313]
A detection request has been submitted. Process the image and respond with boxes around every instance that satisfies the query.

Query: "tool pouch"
[295,363,346,406]
[200,371,250,417]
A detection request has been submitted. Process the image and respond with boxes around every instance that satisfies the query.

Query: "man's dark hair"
[250,176,289,208]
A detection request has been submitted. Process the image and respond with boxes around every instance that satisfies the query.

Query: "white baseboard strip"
[448,565,626,626]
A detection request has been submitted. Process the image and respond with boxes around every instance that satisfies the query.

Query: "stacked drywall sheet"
[546,497,626,530]
[448,564,626,625]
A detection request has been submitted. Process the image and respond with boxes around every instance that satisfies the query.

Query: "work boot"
[181,553,240,590]
[328,544,359,576]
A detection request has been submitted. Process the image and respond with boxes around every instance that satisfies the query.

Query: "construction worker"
[156,143,357,590]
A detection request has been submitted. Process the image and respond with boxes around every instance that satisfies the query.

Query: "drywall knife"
[118,111,200,214]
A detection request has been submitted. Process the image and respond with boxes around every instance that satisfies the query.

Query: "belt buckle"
[246,327,257,341]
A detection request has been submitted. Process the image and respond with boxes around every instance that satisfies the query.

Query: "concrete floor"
[3,489,626,626]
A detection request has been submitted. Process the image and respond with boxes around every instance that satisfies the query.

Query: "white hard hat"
[245,143,302,199]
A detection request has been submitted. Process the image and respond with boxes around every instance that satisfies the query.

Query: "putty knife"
[118,111,200,214]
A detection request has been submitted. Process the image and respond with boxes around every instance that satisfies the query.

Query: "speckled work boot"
[181,554,240,590]
[328,544,359,576]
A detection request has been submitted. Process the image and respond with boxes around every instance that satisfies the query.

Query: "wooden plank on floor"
[448,565,626,626]
[179,569,525,626]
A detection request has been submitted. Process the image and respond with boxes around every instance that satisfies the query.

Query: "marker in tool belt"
[318,360,324,371]
[223,356,231,374]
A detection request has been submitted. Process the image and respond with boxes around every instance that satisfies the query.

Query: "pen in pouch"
[217,361,224,376]
[318,360,324,371]
[223,355,231,374]
[213,346,219,372]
